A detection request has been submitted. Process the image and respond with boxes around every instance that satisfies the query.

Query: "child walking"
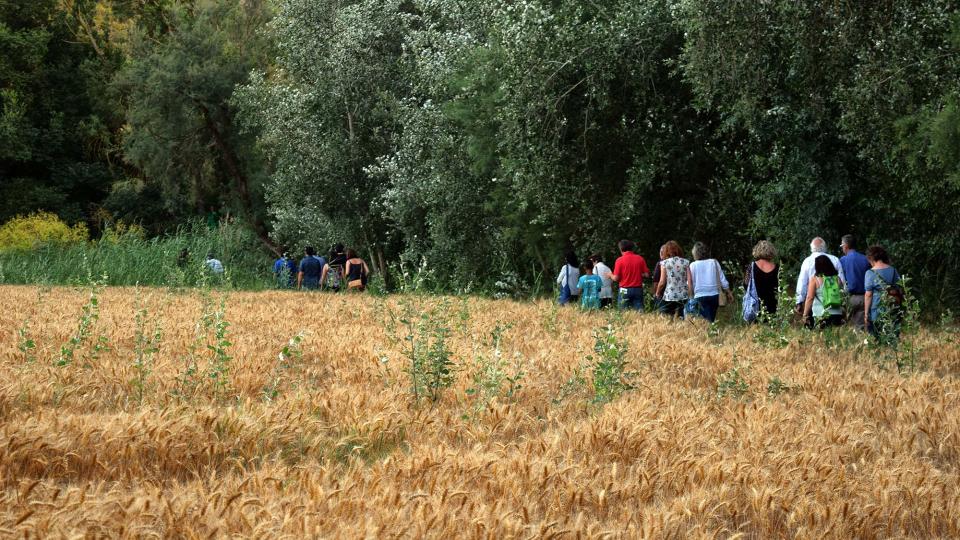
[577,262,603,310]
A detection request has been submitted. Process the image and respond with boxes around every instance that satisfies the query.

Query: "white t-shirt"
[688,259,729,298]
[556,264,580,293]
[593,261,613,299]
[206,258,224,274]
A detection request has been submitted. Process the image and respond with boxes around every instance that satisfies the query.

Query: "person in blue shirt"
[840,234,871,331]
[576,262,603,310]
[205,252,224,275]
[273,251,297,288]
[863,245,903,342]
[297,246,325,290]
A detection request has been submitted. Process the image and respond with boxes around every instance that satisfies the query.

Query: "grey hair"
[810,237,826,254]
[692,241,710,261]
[752,240,777,261]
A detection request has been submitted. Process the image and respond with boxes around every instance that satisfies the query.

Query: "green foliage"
[263,332,306,402]
[383,296,459,403]
[0,0,118,225]
[3,0,959,310]
[0,212,89,253]
[552,365,588,406]
[589,323,634,405]
[16,324,36,363]
[0,219,272,289]
[56,276,108,367]
[130,286,163,404]
[15,287,48,363]
[766,376,797,399]
[716,361,750,401]
[205,297,233,398]
[234,0,409,267]
[872,275,926,374]
[174,289,234,400]
[465,323,525,413]
[754,279,798,349]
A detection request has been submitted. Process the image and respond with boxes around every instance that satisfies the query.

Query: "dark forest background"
[2,0,959,305]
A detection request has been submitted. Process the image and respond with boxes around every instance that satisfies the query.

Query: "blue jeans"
[558,284,571,305]
[696,295,719,322]
[619,287,644,310]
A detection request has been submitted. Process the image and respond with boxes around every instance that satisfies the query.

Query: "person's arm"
[656,266,667,298]
[642,260,650,280]
[835,258,846,289]
[863,270,874,326]
[362,260,371,278]
[557,268,565,285]
[795,259,811,311]
[320,264,329,289]
[610,260,620,283]
[687,266,694,296]
[802,276,818,320]
[297,271,304,290]
[718,263,729,291]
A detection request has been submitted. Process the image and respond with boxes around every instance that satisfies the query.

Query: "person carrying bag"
[343,248,370,291]
[742,263,760,323]
[715,260,734,307]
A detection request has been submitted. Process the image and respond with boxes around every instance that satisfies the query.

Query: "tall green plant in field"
[872,275,925,374]
[56,276,110,368]
[466,323,525,413]
[174,289,234,400]
[15,287,49,363]
[381,295,459,404]
[263,332,306,402]
[130,287,163,404]
[589,323,634,405]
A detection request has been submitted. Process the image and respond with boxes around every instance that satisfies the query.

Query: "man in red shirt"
[611,239,650,310]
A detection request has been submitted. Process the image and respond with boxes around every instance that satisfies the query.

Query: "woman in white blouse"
[556,252,580,305]
[686,242,731,322]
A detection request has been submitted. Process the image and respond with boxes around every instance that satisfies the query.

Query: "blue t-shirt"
[273,257,296,287]
[577,274,603,309]
[298,256,325,289]
[864,266,901,321]
[840,250,871,295]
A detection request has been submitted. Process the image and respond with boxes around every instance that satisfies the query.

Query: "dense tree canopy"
[2,0,959,305]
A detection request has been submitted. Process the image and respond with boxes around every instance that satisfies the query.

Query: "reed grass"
[0,221,274,289]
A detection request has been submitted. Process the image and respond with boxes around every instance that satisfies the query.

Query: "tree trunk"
[375,246,387,283]
[196,100,279,256]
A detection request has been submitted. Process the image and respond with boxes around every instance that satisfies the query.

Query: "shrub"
[0,212,88,253]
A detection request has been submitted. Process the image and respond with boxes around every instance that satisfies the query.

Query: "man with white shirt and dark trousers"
[795,237,846,314]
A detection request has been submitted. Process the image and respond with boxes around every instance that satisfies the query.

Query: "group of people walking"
[557,235,903,338]
[273,243,371,291]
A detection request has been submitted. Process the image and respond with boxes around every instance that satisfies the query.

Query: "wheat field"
[0,285,958,538]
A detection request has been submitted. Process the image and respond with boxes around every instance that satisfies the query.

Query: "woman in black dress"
[747,240,780,317]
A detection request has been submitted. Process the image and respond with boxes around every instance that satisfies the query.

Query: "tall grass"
[0,221,275,289]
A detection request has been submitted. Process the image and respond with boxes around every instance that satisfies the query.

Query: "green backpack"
[820,275,843,309]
